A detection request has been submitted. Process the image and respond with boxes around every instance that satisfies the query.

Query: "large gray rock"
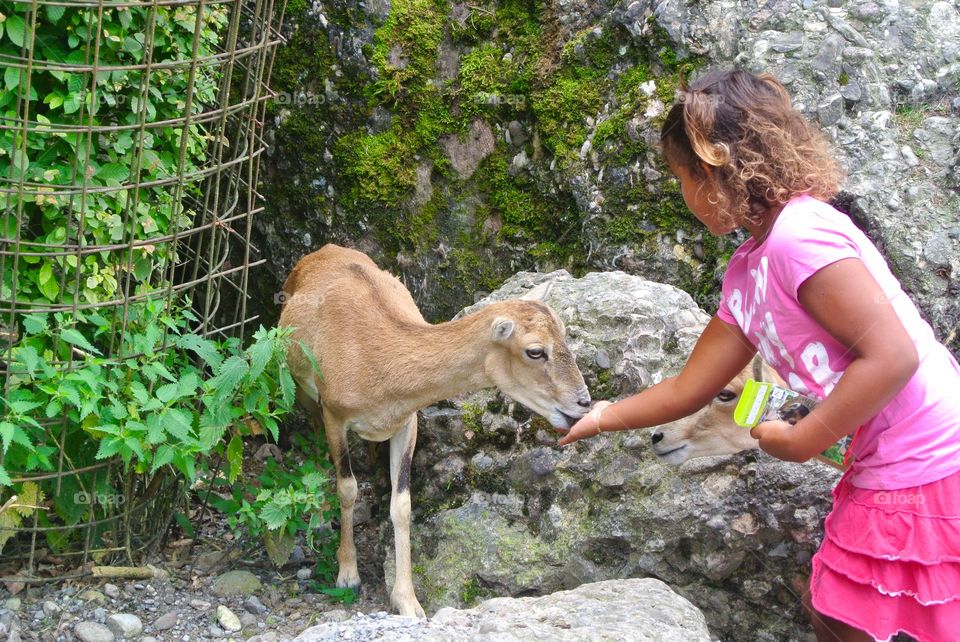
[292,579,711,641]
[375,271,839,642]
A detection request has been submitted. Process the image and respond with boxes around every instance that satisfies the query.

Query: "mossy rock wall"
[253,0,727,324]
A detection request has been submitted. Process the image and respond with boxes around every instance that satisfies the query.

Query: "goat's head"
[650,357,779,464]
[483,282,590,430]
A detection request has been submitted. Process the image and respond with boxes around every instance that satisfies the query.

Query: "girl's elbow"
[891,341,919,386]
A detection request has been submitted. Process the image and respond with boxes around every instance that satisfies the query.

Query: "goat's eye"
[716,390,736,402]
[525,348,546,360]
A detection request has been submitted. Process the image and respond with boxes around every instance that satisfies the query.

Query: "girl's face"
[668,159,737,236]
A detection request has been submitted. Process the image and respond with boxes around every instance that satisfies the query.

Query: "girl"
[559,69,960,642]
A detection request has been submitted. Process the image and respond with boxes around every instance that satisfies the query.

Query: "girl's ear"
[699,161,715,180]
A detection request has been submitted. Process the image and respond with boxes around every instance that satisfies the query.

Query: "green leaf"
[15,346,40,376]
[22,314,48,335]
[161,408,193,442]
[178,333,223,369]
[95,437,123,460]
[60,328,102,355]
[0,465,11,487]
[259,501,289,531]
[246,336,274,381]
[156,382,179,404]
[130,380,150,405]
[227,434,243,482]
[96,163,129,183]
[4,66,22,91]
[38,262,60,301]
[6,15,26,48]
[298,341,323,381]
[151,445,175,472]
[7,400,42,414]
[209,355,249,401]
[0,422,17,454]
[279,367,296,408]
[45,399,62,418]
[46,4,66,23]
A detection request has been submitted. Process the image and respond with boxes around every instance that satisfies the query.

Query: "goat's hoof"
[392,596,425,619]
[336,575,361,591]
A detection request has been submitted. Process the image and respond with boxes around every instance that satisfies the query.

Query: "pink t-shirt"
[717,194,960,490]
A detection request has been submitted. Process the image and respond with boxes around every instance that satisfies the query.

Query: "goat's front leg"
[388,415,424,617]
[322,407,360,590]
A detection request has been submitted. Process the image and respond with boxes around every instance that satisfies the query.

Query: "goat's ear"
[521,279,554,302]
[491,317,515,343]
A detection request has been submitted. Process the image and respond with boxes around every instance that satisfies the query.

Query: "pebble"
[216,606,242,632]
[78,590,107,604]
[190,599,212,610]
[210,571,263,598]
[3,598,21,610]
[106,613,144,638]
[153,611,179,631]
[243,596,267,615]
[295,568,312,580]
[103,584,120,599]
[74,621,116,642]
[239,611,257,628]
[43,600,63,617]
[93,607,108,623]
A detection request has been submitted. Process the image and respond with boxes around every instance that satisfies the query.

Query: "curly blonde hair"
[660,69,845,229]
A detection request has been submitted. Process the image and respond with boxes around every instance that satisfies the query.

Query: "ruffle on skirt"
[810,468,960,642]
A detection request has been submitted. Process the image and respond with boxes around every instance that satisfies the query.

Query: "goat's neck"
[384,305,503,414]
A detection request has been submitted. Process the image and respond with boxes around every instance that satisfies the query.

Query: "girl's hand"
[557,400,613,446]
[750,420,797,461]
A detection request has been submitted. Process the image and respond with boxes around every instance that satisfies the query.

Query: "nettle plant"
[0,300,309,554]
[0,1,340,564]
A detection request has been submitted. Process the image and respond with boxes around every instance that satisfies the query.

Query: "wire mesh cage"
[0,0,287,581]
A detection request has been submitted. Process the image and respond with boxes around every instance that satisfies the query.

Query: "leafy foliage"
[208,442,340,570]
[0,299,300,554]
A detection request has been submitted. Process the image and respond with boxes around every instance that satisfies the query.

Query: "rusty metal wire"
[0,0,288,581]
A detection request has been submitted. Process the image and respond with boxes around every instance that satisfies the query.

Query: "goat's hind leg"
[322,407,361,591]
[389,414,425,617]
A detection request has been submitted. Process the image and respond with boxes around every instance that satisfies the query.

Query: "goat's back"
[278,244,426,407]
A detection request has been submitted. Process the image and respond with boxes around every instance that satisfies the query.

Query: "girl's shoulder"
[767,194,862,249]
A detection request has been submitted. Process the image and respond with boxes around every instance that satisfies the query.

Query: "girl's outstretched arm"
[750,257,920,462]
[558,315,757,445]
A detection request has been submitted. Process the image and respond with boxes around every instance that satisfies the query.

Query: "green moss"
[589,368,619,400]
[369,0,448,106]
[838,71,849,86]
[459,577,485,604]
[461,401,485,433]
[476,150,581,264]
[530,68,608,166]
[334,128,419,207]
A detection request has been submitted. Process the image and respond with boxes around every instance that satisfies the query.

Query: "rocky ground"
[0,435,397,642]
[0,522,394,642]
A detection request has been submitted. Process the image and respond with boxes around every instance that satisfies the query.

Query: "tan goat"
[278,244,591,617]
[650,356,845,470]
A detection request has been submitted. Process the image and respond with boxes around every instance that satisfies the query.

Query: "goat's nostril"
[577,397,591,408]
[651,431,664,444]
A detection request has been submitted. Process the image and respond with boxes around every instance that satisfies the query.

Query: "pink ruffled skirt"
[810,467,960,641]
